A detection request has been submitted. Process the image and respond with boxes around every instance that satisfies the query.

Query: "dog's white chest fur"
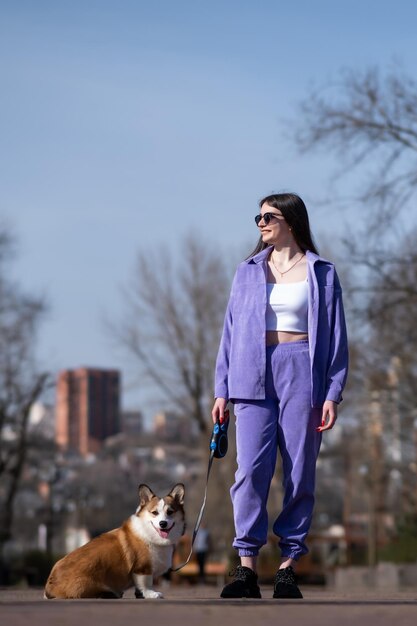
[148,544,174,577]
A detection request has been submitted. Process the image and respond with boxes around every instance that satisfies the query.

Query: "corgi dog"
[44,483,185,599]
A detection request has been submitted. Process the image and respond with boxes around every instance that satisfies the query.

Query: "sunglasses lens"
[255,213,270,226]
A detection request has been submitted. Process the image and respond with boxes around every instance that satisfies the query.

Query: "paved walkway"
[1,586,417,626]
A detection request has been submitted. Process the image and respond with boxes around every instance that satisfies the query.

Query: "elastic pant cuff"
[237,549,260,557]
[281,551,302,561]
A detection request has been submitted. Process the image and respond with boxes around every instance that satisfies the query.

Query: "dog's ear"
[168,483,185,505]
[137,484,155,510]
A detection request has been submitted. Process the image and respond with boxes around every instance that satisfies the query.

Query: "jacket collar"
[246,246,331,266]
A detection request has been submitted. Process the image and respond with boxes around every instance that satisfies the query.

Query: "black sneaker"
[220,565,262,599]
[273,566,303,599]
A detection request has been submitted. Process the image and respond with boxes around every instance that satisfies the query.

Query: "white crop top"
[265,280,309,332]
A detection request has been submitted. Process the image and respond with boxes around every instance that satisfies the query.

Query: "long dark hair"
[247,192,319,258]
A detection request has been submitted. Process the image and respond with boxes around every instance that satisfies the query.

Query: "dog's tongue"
[152,522,175,539]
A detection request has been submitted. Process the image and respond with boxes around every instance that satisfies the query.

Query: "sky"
[1,0,417,416]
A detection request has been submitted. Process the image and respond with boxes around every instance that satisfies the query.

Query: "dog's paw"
[142,589,164,599]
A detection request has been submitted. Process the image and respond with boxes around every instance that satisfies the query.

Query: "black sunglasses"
[254,212,284,226]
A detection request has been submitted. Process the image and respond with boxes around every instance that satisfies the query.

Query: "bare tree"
[0,227,50,547]
[295,64,417,213]
[115,235,231,434]
[293,65,417,317]
[293,62,417,332]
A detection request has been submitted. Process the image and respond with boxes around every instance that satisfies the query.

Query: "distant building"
[121,410,144,436]
[56,367,121,455]
[152,410,198,442]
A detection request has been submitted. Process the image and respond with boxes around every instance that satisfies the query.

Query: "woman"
[212,193,348,599]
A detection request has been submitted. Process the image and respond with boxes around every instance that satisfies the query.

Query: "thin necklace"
[271,252,305,277]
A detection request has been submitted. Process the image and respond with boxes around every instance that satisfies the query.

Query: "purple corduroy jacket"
[214,246,349,407]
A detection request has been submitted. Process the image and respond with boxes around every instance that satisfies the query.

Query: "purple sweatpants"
[231,339,322,560]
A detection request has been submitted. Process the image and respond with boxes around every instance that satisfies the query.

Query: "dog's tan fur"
[44,483,185,599]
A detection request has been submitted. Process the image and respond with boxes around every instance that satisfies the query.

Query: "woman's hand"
[317,400,338,432]
[211,397,228,424]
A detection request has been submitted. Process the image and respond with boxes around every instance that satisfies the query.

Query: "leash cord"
[170,449,215,572]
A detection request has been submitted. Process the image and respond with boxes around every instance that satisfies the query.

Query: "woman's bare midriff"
[266,330,308,346]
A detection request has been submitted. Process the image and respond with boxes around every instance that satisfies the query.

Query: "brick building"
[56,367,121,455]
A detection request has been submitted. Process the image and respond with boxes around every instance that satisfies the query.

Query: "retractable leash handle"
[210,412,230,458]
[171,410,230,572]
